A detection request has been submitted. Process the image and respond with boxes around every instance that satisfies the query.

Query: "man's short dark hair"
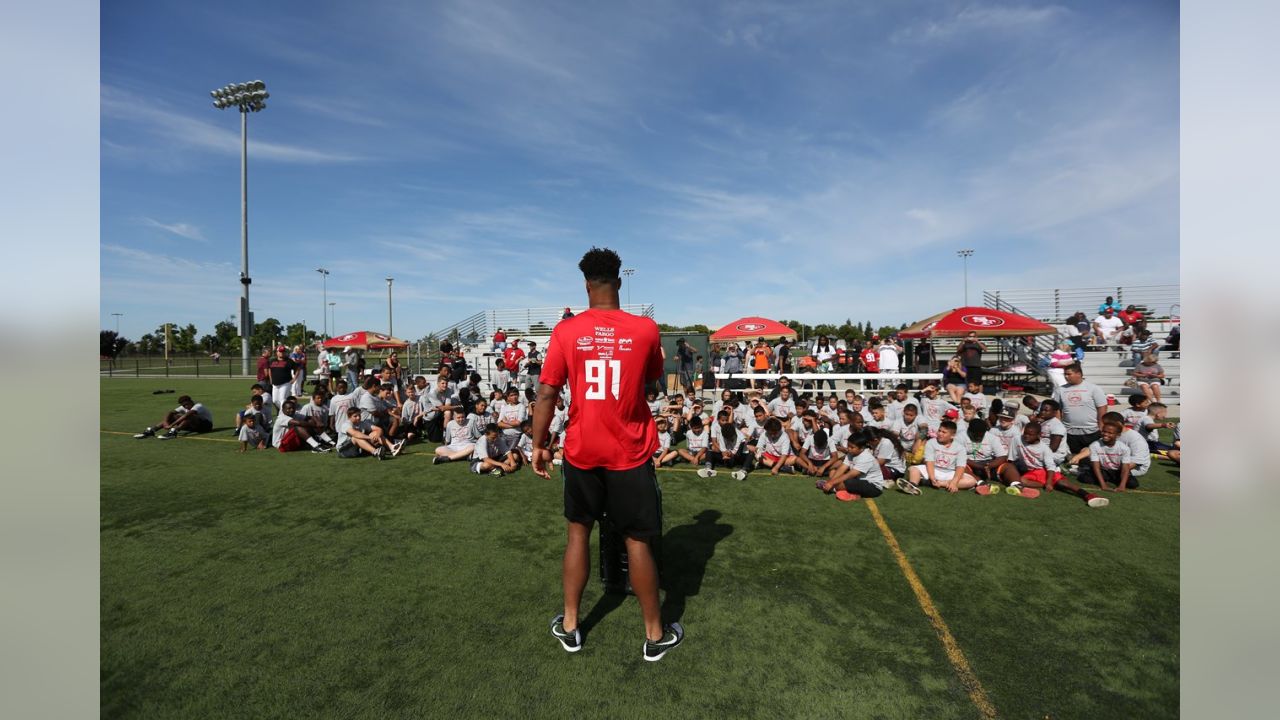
[578,247,622,284]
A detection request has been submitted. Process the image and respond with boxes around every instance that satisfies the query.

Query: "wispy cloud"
[101,85,365,164]
[139,217,204,241]
[893,4,1069,44]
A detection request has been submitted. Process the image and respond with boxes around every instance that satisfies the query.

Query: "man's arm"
[530,382,560,478]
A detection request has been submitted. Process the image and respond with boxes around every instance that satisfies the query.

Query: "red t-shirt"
[503,345,525,371]
[494,331,506,342]
[539,309,663,470]
[860,348,880,372]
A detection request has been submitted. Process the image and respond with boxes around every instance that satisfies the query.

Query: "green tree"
[174,323,199,353]
[213,319,238,352]
[251,318,284,353]
[100,331,128,360]
[137,333,158,354]
[283,322,319,348]
[878,325,900,339]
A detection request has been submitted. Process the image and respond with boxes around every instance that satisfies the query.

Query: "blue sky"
[100,0,1178,342]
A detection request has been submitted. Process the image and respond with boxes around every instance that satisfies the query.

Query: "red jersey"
[539,309,663,470]
[503,345,525,371]
[860,347,880,373]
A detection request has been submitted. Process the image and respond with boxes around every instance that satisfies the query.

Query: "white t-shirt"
[1093,315,1124,338]
[685,428,709,452]
[757,432,792,458]
[1011,438,1057,473]
[845,448,886,488]
[711,424,744,455]
[656,431,673,454]
[801,435,832,462]
[878,344,900,371]
[1088,440,1132,470]
[1119,429,1151,476]
[336,416,373,448]
[924,439,967,472]
[180,402,214,424]
[238,423,267,445]
[445,419,475,448]
[272,412,294,447]
[768,397,796,419]
[875,437,906,474]
[497,401,527,438]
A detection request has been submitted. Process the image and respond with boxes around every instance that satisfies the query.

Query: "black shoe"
[311,445,332,454]
[432,456,447,465]
[550,614,582,653]
[643,622,684,662]
[133,428,155,439]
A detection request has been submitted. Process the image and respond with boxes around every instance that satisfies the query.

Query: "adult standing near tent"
[343,347,361,391]
[749,338,773,390]
[958,331,987,387]
[533,247,684,662]
[878,335,903,376]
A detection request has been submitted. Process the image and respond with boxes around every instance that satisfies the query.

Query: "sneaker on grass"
[895,477,921,496]
[1086,494,1110,508]
[643,622,684,662]
[730,470,747,481]
[489,467,505,477]
[550,614,582,653]
[696,466,716,478]
[133,428,155,439]
[157,429,178,440]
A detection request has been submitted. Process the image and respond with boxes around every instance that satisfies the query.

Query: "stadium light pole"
[622,268,635,309]
[210,78,269,376]
[111,312,123,334]
[316,268,330,338]
[386,277,394,337]
[956,249,974,306]
[329,302,336,335]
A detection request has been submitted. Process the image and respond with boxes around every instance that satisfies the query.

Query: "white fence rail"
[984,285,1179,325]
[714,372,943,394]
[434,304,655,342]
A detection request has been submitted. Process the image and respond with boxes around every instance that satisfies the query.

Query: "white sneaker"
[390,440,405,457]
[1087,496,1110,508]
[731,470,747,481]
[697,467,713,478]
[552,458,562,466]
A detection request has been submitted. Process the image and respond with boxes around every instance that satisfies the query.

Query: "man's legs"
[561,520,593,631]
[623,535,664,642]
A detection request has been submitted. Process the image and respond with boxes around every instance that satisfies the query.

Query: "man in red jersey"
[532,247,685,662]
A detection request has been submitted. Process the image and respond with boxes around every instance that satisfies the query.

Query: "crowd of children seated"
[137,341,1179,506]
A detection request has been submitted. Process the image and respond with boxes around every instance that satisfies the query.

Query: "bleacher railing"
[433,304,656,343]
[982,285,1180,325]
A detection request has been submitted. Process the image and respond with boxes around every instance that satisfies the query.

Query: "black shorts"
[338,443,364,458]
[1066,431,1101,456]
[563,459,662,539]
[191,417,213,433]
[841,476,884,498]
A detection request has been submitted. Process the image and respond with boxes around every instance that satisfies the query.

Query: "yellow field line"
[1131,489,1180,497]
[866,499,999,720]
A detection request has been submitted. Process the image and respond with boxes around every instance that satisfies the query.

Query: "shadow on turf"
[578,510,734,638]
[661,510,733,625]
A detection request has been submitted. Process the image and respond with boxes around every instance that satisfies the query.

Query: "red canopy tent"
[322,330,409,350]
[710,316,798,343]
[898,306,1056,339]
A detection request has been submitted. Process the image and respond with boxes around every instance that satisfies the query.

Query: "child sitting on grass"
[472,423,519,477]
[795,429,838,477]
[818,430,885,501]
[708,410,751,480]
[233,383,273,435]
[898,420,977,495]
[433,405,479,464]
[654,416,678,467]
[1072,418,1136,491]
[897,403,928,466]
[870,427,907,483]
[237,412,267,452]
[681,416,711,473]
[755,417,796,476]
[336,406,390,460]
[998,421,1110,507]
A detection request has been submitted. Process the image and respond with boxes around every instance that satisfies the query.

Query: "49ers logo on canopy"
[736,322,767,332]
[960,314,1005,329]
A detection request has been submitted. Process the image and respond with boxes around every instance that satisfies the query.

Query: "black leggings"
[841,476,884,498]
[1077,466,1139,489]
[710,449,753,471]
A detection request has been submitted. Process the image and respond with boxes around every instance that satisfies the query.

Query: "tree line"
[100,318,320,359]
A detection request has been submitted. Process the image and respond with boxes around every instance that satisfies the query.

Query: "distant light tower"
[956,249,975,306]
[622,268,636,309]
[210,78,269,376]
[111,312,123,334]
[316,268,330,338]
[386,277,395,337]
[329,302,336,335]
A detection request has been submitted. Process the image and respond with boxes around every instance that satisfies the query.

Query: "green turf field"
[101,379,1178,719]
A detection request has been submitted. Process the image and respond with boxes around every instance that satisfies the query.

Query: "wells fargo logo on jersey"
[960,314,1005,328]
[736,322,767,332]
